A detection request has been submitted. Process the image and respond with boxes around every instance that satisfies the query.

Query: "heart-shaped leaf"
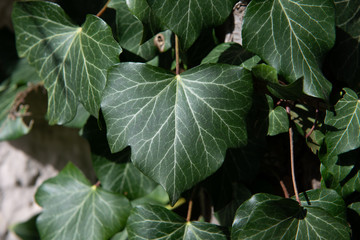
[35,163,131,240]
[266,95,289,136]
[146,0,237,50]
[242,0,335,100]
[12,1,121,124]
[232,190,350,240]
[101,63,253,203]
[127,204,229,239]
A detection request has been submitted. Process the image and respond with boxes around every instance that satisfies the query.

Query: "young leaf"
[93,154,158,200]
[242,0,335,100]
[12,1,121,124]
[35,163,131,240]
[146,0,237,50]
[101,63,253,203]
[127,204,229,239]
[266,95,289,136]
[232,191,350,240]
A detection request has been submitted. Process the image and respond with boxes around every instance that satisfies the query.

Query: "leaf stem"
[175,34,180,75]
[287,106,301,205]
[186,199,194,222]
[96,0,111,17]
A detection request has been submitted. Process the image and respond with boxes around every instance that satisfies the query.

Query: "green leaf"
[330,1,360,89]
[232,191,350,240]
[266,95,289,136]
[348,202,360,217]
[10,214,40,240]
[125,0,162,42]
[201,42,254,65]
[321,149,360,198]
[242,0,335,100]
[35,162,131,240]
[296,189,348,225]
[146,0,237,50]
[127,204,229,239]
[111,230,128,240]
[240,56,262,71]
[324,88,360,157]
[63,103,90,128]
[252,64,304,100]
[93,153,158,200]
[101,63,253,203]
[109,0,171,61]
[12,1,121,124]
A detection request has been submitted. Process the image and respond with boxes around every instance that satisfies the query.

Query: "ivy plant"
[1,0,360,239]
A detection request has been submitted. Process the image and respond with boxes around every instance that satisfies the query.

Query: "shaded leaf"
[242,0,335,99]
[0,85,32,141]
[321,148,360,198]
[126,0,162,42]
[12,1,121,124]
[146,0,237,50]
[232,191,350,240]
[10,214,40,240]
[101,63,253,204]
[348,202,360,217]
[93,153,158,200]
[335,0,360,37]
[266,95,289,136]
[127,204,229,239]
[35,162,131,240]
[109,0,171,60]
[111,230,128,240]
[201,42,254,65]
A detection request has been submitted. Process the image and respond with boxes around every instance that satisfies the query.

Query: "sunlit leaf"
[242,0,335,99]
[101,63,252,203]
[12,1,121,124]
[35,163,131,240]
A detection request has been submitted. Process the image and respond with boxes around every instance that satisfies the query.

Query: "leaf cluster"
[1,0,360,239]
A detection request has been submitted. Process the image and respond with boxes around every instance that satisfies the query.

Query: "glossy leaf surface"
[102,63,252,203]
[242,0,335,99]
[266,95,289,136]
[127,204,229,239]
[232,191,350,240]
[35,163,131,240]
[12,1,121,124]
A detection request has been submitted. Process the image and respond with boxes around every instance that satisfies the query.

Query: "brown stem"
[279,180,290,198]
[175,35,180,75]
[96,0,111,17]
[287,106,301,205]
[305,108,319,139]
[95,180,101,187]
[186,199,194,222]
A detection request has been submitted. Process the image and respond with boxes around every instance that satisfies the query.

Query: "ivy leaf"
[348,202,360,217]
[232,191,350,240]
[35,162,131,240]
[266,95,289,136]
[201,42,254,65]
[127,204,229,239]
[125,0,162,43]
[0,85,32,141]
[146,0,237,50]
[10,214,40,240]
[330,1,360,89]
[93,153,158,200]
[242,0,335,100]
[324,88,360,157]
[101,63,253,203]
[109,0,171,61]
[12,1,121,124]
[321,148,360,198]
